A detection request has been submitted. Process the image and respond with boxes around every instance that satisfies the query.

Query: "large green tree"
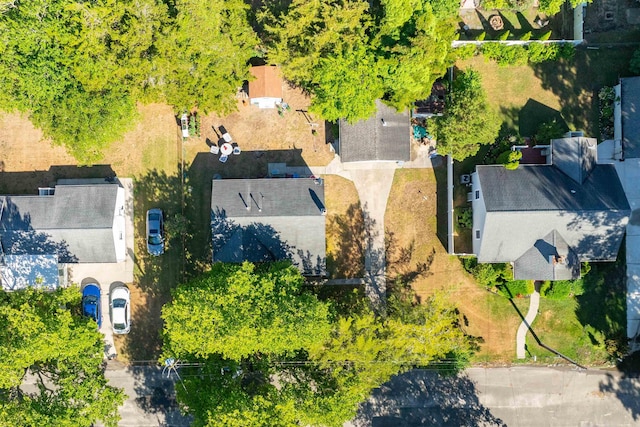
[261,0,458,122]
[435,67,501,160]
[0,0,257,162]
[161,262,332,361]
[156,0,258,113]
[163,264,471,426]
[0,287,125,427]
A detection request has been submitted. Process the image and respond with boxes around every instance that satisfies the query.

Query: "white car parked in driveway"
[110,286,131,335]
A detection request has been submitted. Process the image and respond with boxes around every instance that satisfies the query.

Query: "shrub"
[599,86,616,139]
[541,279,584,300]
[461,257,513,288]
[630,48,640,75]
[457,208,473,229]
[477,31,486,41]
[520,31,532,41]
[534,119,565,144]
[499,30,510,41]
[497,280,534,298]
[527,43,559,63]
[481,43,528,66]
[538,31,552,41]
[558,43,576,59]
[454,44,478,60]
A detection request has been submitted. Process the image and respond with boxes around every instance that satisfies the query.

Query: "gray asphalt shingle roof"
[621,76,640,159]
[475,138,630,272]
[338,100,410,162]
[513,230,580,280]
[551,137,597,184]
[211,178,326,275]
[0,184,121,263]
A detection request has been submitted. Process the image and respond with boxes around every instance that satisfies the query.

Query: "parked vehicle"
[146,208,165,256]
[181,114,189,138]
[110,286,131,334]
[82,283,102,328]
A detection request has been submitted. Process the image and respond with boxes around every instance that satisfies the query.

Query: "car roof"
[111,286,129,300]
[82,284,101,297]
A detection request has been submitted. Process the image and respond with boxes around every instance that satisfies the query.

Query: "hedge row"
[455,42,575,66]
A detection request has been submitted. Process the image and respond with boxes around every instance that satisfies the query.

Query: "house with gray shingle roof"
[471,136,630,281]
[211,178,326,276]
[0,181,127,290]
[616,76,640,159]
[338,100,410,163]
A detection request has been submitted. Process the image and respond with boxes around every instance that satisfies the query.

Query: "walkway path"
[516,287,540,359]
[291,150,438,311]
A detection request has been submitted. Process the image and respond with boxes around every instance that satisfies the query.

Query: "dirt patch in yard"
[385,168,518,362]
[184,83,334,172]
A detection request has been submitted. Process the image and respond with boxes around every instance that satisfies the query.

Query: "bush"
[527,43,559,63]
[540,279,584,300]
[454,44,478,60]
[461,257,513,288]
[599,86,616,139]
[477,31,486,41]
[630,48,640,75]
[538,31,552,41]
[497,280,534,297]
[520,31,532,41]
[499,30,510,41]
[534,118,565,144]
[481,43,528,66]
[457,208,473,229]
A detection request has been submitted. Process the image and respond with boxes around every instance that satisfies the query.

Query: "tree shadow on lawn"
[326,202,366,279]
[0,164,116,194]
[530,48,636,138]
[121,168,186,362]
[351,369,505,427]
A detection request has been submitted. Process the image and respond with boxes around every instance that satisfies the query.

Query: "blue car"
[82,284,102,328]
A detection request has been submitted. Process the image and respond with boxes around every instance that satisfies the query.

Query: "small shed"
[248,65,283,109]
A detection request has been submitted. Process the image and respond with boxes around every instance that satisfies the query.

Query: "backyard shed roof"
[338,100,410,162]
[248,65,283,99]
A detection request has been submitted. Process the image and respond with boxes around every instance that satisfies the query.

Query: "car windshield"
[148,235,163,245]
[149,213,160,222]
[84,296,98,304]
[114,323,126,330]
[113,298,126,308]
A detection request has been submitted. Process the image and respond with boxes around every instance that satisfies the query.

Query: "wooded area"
[0,0,460,162]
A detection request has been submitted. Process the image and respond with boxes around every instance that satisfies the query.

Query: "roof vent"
[570,189,576,194]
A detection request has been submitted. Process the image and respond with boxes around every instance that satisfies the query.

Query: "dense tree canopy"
[435,68,501,160]
[261,0,458,122]
[0,0,257,162]
[161,262,332,360]
[0,287,125,427]
[163,262,472,426]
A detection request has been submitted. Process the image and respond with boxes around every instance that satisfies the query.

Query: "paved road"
[348,367,640,427]
[103,363,192,427]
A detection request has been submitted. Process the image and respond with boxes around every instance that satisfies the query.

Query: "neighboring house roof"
[0,254,59,291]
[338,100,410,162]
[474,137,630,280]
[248,65,283,100]
[211,178,326,275]
[621,76,640,159]
[0,183,124,264]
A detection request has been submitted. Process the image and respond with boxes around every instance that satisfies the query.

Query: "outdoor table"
[220,143,233,156]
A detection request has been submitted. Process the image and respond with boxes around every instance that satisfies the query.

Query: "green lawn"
[459,47,637,139]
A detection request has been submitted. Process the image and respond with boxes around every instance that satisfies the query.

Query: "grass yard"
[385,168,523,362]
[324,175,364,278]
[458,47,636,139]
